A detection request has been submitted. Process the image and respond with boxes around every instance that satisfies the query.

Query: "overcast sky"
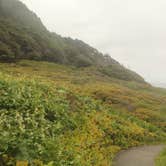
[20,0,166,86]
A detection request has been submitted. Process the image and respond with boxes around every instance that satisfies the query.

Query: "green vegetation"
[0,0,166,165]
[0,0,107,66]
[156,148,166,166]
[0,60,165,166]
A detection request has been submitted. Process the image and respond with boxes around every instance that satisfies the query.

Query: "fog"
[20,0,166,87]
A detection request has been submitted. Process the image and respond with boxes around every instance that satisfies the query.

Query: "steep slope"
[0,0,145,83]
[0,60,165,166]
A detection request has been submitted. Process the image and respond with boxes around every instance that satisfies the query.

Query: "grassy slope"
[0,60,165,166]
[156,148,166,166]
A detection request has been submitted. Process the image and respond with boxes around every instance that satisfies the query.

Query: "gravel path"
[114,145,165,166]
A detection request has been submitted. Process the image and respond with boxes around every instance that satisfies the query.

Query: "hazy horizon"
[20,0,166,87]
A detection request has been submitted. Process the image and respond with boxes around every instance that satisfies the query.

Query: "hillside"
[0,0,166,166]
[0,60,165,166]
[0,0,145,83]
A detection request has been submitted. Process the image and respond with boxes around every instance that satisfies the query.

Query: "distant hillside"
[0,0,145,83]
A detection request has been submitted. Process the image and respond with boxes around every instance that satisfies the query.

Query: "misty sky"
[20,0,166,86]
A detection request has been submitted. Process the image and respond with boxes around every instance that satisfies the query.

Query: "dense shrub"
[0,68,165,165]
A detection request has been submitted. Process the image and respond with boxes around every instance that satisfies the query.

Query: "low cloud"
[21,0,166,85]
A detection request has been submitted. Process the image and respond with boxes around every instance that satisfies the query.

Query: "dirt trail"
[114,145,165,166]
